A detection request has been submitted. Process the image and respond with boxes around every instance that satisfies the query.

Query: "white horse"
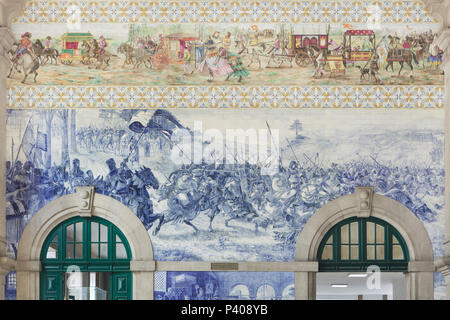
[7,43,40,84]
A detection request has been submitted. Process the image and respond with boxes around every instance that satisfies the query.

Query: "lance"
[285,138,299,163]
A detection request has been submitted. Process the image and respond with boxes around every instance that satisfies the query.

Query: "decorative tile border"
[7,85,444,109]
[12,0,437,24]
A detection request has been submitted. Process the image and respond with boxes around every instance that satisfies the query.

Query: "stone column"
[130,260,155,300]
[433,29,450,300]
[0,25,16,300]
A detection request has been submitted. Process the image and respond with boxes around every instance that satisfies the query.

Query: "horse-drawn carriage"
[59,32,94,65]
[289,33,328,67]
[343,29,375,64]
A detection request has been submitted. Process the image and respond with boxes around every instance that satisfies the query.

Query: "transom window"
[41,217,132,271]
[317,217,409,271]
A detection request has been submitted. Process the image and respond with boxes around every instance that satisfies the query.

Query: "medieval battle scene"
[6,23,444,86]
[5,108,445,264]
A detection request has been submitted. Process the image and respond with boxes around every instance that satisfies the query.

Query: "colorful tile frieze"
[13,1,437,24]
[6,85,444,108]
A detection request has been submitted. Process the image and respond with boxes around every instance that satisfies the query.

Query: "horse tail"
[55,49,60,57]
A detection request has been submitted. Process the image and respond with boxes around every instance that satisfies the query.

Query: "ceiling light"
[331,284,348,288]
[348,274,368,278]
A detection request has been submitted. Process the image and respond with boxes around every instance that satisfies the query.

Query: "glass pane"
[376,245,385,260]
[75,222,83,242]
[75,243,83,259]
[367,244,375,260]
[392,234,399,244]
[340,245,349,260]
[91,243,99,259]
[341,225,349,244]
[66,243,74,259]
[350,222,358,243]
[350,245,359,260]
[46,244,58,259]
[116,243,127,259]
[393,245,404,260]
[66,224,74,242]
[100,243,108,259]
[376,224,384,244]
[91,222,99,242]
[100,224,108,242]
[116,235,122,244]
[367,222,375,243]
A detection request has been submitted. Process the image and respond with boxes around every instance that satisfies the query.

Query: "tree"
[289,120,302,136]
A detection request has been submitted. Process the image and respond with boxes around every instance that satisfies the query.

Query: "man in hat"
[43,36,52,53]
[14,32,33,63]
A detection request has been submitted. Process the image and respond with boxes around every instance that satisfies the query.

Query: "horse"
[33,39,59,65]
[80,40,96,65]
[88,40,114,70]
[384,48,419,75]
[233,40,267,69]
[117,43,135,67]
[153,183,205,235]
[128,166,164,232]
[7,43,40,84]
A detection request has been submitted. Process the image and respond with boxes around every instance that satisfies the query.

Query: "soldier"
[105,158,120,195]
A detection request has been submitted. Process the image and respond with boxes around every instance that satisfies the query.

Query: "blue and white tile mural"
[5,108,445,297]
[154,272,294,300]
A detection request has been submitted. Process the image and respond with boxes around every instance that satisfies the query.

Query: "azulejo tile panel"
[7,85,444,109]
[14,0,437,24]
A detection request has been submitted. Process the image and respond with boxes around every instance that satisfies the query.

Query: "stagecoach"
[59,32,94,65]
[289,34,328,67]
[343,30,375,64]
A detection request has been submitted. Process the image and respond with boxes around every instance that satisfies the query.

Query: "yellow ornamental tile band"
[13,0,437,24]
[5,86,444,109]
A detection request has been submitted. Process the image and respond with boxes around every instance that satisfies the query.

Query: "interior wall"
[3,0,446,299]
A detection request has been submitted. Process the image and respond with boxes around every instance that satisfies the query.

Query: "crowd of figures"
[6,148,444,249]
[76,126,171,158]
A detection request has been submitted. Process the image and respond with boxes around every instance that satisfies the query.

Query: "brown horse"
[33,40,59,65]
[385,48,418,75]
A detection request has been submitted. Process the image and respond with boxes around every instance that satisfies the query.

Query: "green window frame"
[317,217,409,271]
[40,216,132,272]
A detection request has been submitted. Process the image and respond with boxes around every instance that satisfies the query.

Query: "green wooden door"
[110,273,132,300]
[40,217,132,300]
[40,271,63,300]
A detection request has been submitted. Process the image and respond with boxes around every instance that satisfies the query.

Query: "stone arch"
[294,188,435,300]
[16,187,155,300]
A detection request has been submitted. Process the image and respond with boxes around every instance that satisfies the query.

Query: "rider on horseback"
[98,35,107,55]
[13,32,33,64]
[43,36,52,53]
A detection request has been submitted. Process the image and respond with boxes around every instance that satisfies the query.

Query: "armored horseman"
[126,109,187,231]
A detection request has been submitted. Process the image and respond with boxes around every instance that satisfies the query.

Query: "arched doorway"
[40,216,132,300]
[16,187,155,300]
[295,188,435,300]
[316,216,409,300]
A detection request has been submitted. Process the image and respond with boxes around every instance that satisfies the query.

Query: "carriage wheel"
[60,53,73,65]
[295,54,309,67]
